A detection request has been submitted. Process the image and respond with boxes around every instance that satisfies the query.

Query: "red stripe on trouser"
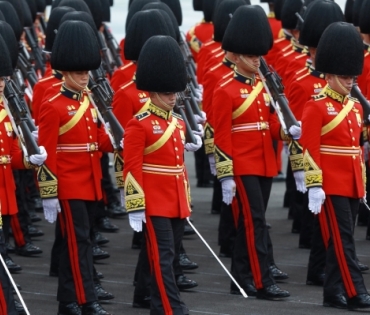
[318,211,329,249]
[231,198,239,228]
[58,212,66,238]
[11,215,25,247]
[0,282,7,315]
[325,198,357,298]
[61,201,86,304]
[235,177,263,289]
[146,218,173,315]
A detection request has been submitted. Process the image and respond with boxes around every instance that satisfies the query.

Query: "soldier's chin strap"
[334,75,351,95]
[66,72,87,91]
[239,55,259,73]
[155,93,174,111]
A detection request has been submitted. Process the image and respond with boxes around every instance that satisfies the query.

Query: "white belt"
[231,122,269,133]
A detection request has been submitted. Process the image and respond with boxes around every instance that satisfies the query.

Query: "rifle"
[24,27,45,76]
[97,32,114,78]
[88,76,124,150]
[176,91,198,144]
[90,66,114,101]
[103,24,123,68]
[18,44,38,89]
[258,57,299,133]
[4,78,39,156]
[351,82,370,125]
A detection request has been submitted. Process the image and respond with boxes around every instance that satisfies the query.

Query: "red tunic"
[123,102,191,218]
[186,21,214,62]
[119,38,128,64]
[37,86,113,200]
[110,62,137,92]
[200,50,225,84]
[32,70,63,124]
[267,12,282,40]
[301,86,364,198]
[196,40,222,84]
[284,54,309,88]
[264,34,291,68]
[213,71,286,179]
[0,104,29,215]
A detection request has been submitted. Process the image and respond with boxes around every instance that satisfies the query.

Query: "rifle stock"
[175,95,197,144]
[17,50,38,89]
[97,32,114,78]
[24,27,45,76]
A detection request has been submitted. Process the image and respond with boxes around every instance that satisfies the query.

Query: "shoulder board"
[48,93,62,102]
[220,77,233,87]
[222,71,234,79]
[313,94,326,101]
[295,53,307,60]
[210,63,222,72]
[204,40,215,47]
[135,111,150,121]
[38,75,54,83]
[120,80,134,90]
[274,37,285,44]
[119,62,134,71]
[52,81,63,87]
[172,112,183,120]
[348,96,359,103]
[296,72,309,81]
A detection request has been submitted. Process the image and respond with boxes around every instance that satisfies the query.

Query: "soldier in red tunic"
[301,22,370,310]
[213,5,294,300]
[124,35,201,315]
[37,21,113,315]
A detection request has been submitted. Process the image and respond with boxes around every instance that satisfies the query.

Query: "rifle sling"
[321,100,354,136]
[144,117,177,155]
[232,82,264,120]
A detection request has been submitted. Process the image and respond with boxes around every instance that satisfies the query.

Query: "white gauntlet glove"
[32,126,39,143]
[120,138,124,150]
[308,187,325,215]
[221,178,236,205]
[208,154,217,176]
[194,85,203,103]
[29,146,47,166]
[194,110,206,124]
[128,211,146,232]
[288,122,302,140]
[185,134,202,152]
[293,170,307,193]
[120,188,125,207]
[193,124,204,138]
[42,198,60,223]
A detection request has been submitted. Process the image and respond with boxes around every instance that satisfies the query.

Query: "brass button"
[177,165,180,168]
[352,137,355,141]
[350,129,353,132]
[1,148,4,152]
[262,132,265,136]
[260,116,263,120]
[0,140,3,143]
[174,138,177,142]
[348,120,351,124]
[259,109,262,112]
[353,156,356,159]
[91,154,94,157]
[176,175,179,179]
[89,136,93,139]
[88,126,91,130]
[176,155,179,159]
[86,118,89,121]
[3,165,5,169]
[175,147,178,151]
[257,101,260,104]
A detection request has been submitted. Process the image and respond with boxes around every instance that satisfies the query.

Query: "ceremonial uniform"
[186,20,214,62]
[196,40,222,84]
[110,62,137,92]
[267,12,282,40]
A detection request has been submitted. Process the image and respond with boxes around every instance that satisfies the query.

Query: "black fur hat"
[44,6,75,52]
[35,0,47,12]
[51,20,101,71]
[101,0,110,22]
[213,0,245,42]
[299,0,344,48]
[136,35,187,92]
[274,0,285,20]
[82,0,102,29]
[352,0,363,26]
[21,0,35,26]
[161,0,182,26]
[0,10,4,20]
[316,22,363,75]
[125,0,159,31]
[60,11,98,37]
[51,0,63,9]
[125,9,172,61]
[193,0,203,11]
[281,0,302,29]
[0,21,18,69]
[0,1,23,41]
[46,0,52,5]
[109,0,113,5]
[203,0,216,22]
[2,0,24,27]
[344,0,354,22]
[142,2,180,42]
[359,0,370,33]
[26,0,38,22]
[58,0,91,13]
[0,34,13,76]
[222,5,272,55]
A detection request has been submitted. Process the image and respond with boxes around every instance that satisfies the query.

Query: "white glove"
[221,178,236,205]
[293,170,307,193]
[185,134,202,152]
[194,85,203,103]
[120,188,125,207]
[208,154,217,176]
[193,124,204,137]
[308,187,325,215]
[32,126,38,143]
[289,122,302,140]
[120,138,124,150]
[194,110,206,124]
[29,146,47,166]
[128,211,146,232]
[363,142,369,163]
[42,198,60,223]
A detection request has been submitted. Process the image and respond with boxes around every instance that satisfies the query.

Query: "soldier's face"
[0,78,4,95]
[63,71,89,91]
[326,74,355,95]
[234,54,260,75]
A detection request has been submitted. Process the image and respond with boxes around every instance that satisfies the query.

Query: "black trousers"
[146,217,188,315]
[0,258,17,315]
[194,142,211,185]
[322,196,367,298]
[57,200,97,304]
[232,175,275,290]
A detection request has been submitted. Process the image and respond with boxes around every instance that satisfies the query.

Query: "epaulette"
[222,71,234,79]
[203,40,215,47]
[274,37,285,44]
[296,72,309,81]
[120,80,134,90]
[119,62,134,71]
[172,112,183,120]
[38,75,54,83]
[48,93,62,102]
[220,77,233,87]
[210,63,222,72]
[313,94,326,101]
[348,96,359,103]
[135,111,150,121]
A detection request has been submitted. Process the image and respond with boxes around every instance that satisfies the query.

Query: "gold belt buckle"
[260,122,267,130]
[89,143,96,151]
[1,156,8,164]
